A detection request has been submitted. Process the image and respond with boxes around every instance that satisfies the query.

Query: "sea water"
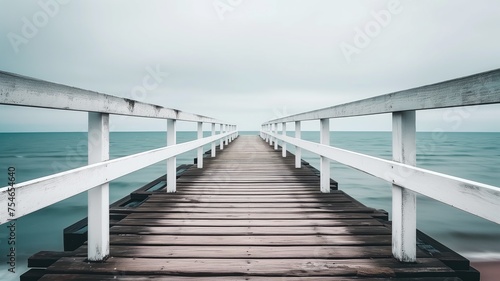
[0,131,499,280]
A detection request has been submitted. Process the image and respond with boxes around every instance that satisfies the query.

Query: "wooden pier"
[23,135,477,280]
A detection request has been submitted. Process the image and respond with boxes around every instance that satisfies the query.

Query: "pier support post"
[211,123,216,157]
[220,124,224,150]
[225,124,229,146]
[87,112,110,261]
[392,111,417,262]
[282,122,287,157]
[295,121,301,168]
[320,118,330,193]
[167,119,177,192]
[197,122,203,168]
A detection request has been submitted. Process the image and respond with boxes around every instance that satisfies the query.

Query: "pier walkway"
[25,136,474,280]
[3,69,499,280]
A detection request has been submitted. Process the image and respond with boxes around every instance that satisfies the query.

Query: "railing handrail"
[264,68,500,124]
[260,68,500,263]
[0,70,238,261]
[0,70,233,125]
[264,131,500,224]
[0,130,235,225]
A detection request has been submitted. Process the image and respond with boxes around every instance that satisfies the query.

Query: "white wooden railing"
[261,68,500,263]
[0,71,238,261]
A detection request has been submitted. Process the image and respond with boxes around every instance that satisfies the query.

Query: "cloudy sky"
[0,0,499,132]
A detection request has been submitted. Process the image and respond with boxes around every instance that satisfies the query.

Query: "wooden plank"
[38,274,464,281]
[149,194,348,199]
[176,179,321,183]
[176,182,324,187]
[28,251,80,268]
[141,198,354,203]
[174,189,324,193]
[137,202,366,209]
[123,212,376,220]
[19,269,46,281]
[45,257,454,277]
[149,194,345,199]
[110,225,392,236]
[109,234,391,245]
[114,218,384,227]
[66,245,431,259]
[181,171,318,176]
[112,207,380,214]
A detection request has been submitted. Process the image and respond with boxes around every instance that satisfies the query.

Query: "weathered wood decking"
[24,135,477,280]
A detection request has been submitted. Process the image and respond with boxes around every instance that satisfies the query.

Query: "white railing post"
[272,123,276,146]
[225,124,229,145]
[282,122,287,157]
[219,123,224,150]
[392,110,417,262]
[274,123,278,150]
[268,124,271,144]
[197,122,203,168]
[87,112,110,261]
[295,121,301,168]
[211,123,216,157]
[269,124,273,146]
[320,118,330,193]
[166,119,177,193]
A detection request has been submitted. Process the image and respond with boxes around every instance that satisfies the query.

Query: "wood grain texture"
[38,275,464,281]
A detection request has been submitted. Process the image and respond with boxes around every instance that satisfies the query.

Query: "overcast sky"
[0,0,499,132]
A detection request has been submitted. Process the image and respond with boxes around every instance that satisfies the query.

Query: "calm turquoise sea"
[1,131,499,280]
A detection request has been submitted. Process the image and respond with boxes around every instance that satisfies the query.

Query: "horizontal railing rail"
[0,131,234,224]
[264,68,500,124]
[0,71,226,123]
[0,71,238,261]
[261,68,500,263]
